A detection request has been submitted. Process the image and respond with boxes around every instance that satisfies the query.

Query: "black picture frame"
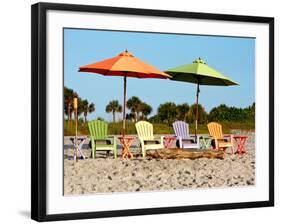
[31,2,274,222]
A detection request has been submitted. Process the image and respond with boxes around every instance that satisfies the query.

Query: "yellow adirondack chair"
[207,122,234,153]
[135,121,164,158]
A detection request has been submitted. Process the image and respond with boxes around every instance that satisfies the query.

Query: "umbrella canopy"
[79,50,171,139]
[165,58,238,136]
[79,50,170,79]
[166,58,238,86]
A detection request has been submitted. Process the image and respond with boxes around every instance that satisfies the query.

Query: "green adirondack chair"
[88,120,117,159]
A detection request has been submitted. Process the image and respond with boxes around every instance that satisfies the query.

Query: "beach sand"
[64,131,255,195]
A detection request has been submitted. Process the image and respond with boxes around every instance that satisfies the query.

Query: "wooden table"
[118,136,135,159]
[163,136,177,148]
[199,135,212,149]
[69,137,86,160]
[233,135,248,154]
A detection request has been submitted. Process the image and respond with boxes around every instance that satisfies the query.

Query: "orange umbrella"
[79,50,171,135]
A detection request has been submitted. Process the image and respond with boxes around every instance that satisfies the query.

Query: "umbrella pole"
[195,83,200,141]
[122,75,127,137]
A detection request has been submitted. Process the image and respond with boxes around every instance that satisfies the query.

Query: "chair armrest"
[187,136,197,141]
[177,136,182,140]
[94,137,116,146]
[222,134,234,141]
[107,135,116,142]
[182,136,199,143]
[215,137,228,140]
[216,135,234,143]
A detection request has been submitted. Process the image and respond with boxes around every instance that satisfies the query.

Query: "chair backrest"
[173,121,190,139]
[88,120,108,140]
[135,121,154,140]
[207,122,223,139]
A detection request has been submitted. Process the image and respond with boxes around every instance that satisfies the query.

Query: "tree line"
[64,87,95,123]
[64,86,255,125]
[150,102,255,126]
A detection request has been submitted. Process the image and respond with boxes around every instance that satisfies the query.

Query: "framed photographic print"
[31,2,274,222]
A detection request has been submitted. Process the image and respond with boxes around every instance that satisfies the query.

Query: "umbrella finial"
[120,49,133,57]
[193,57,206,64]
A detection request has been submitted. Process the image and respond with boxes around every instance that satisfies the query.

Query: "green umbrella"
[165,58,238,137]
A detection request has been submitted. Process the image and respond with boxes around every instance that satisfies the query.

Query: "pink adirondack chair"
[172,121,200,149]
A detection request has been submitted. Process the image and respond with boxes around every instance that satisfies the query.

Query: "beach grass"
[64,119,255,136]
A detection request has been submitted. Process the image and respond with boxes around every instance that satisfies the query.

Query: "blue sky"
[64,28,255,121]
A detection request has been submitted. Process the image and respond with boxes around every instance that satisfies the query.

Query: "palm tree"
[157,102,177,125]
[105,100,122,123]
[77,96,84,117]
[126,112,135,121]
[88,103,95,119]
[140,102,152,120]
[81,100,95,123]
[126,96,142,122]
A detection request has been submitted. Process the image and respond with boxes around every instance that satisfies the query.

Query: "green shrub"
[64,119,255,136]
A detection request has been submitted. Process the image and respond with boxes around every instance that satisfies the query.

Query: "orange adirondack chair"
[207,122,234,153]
